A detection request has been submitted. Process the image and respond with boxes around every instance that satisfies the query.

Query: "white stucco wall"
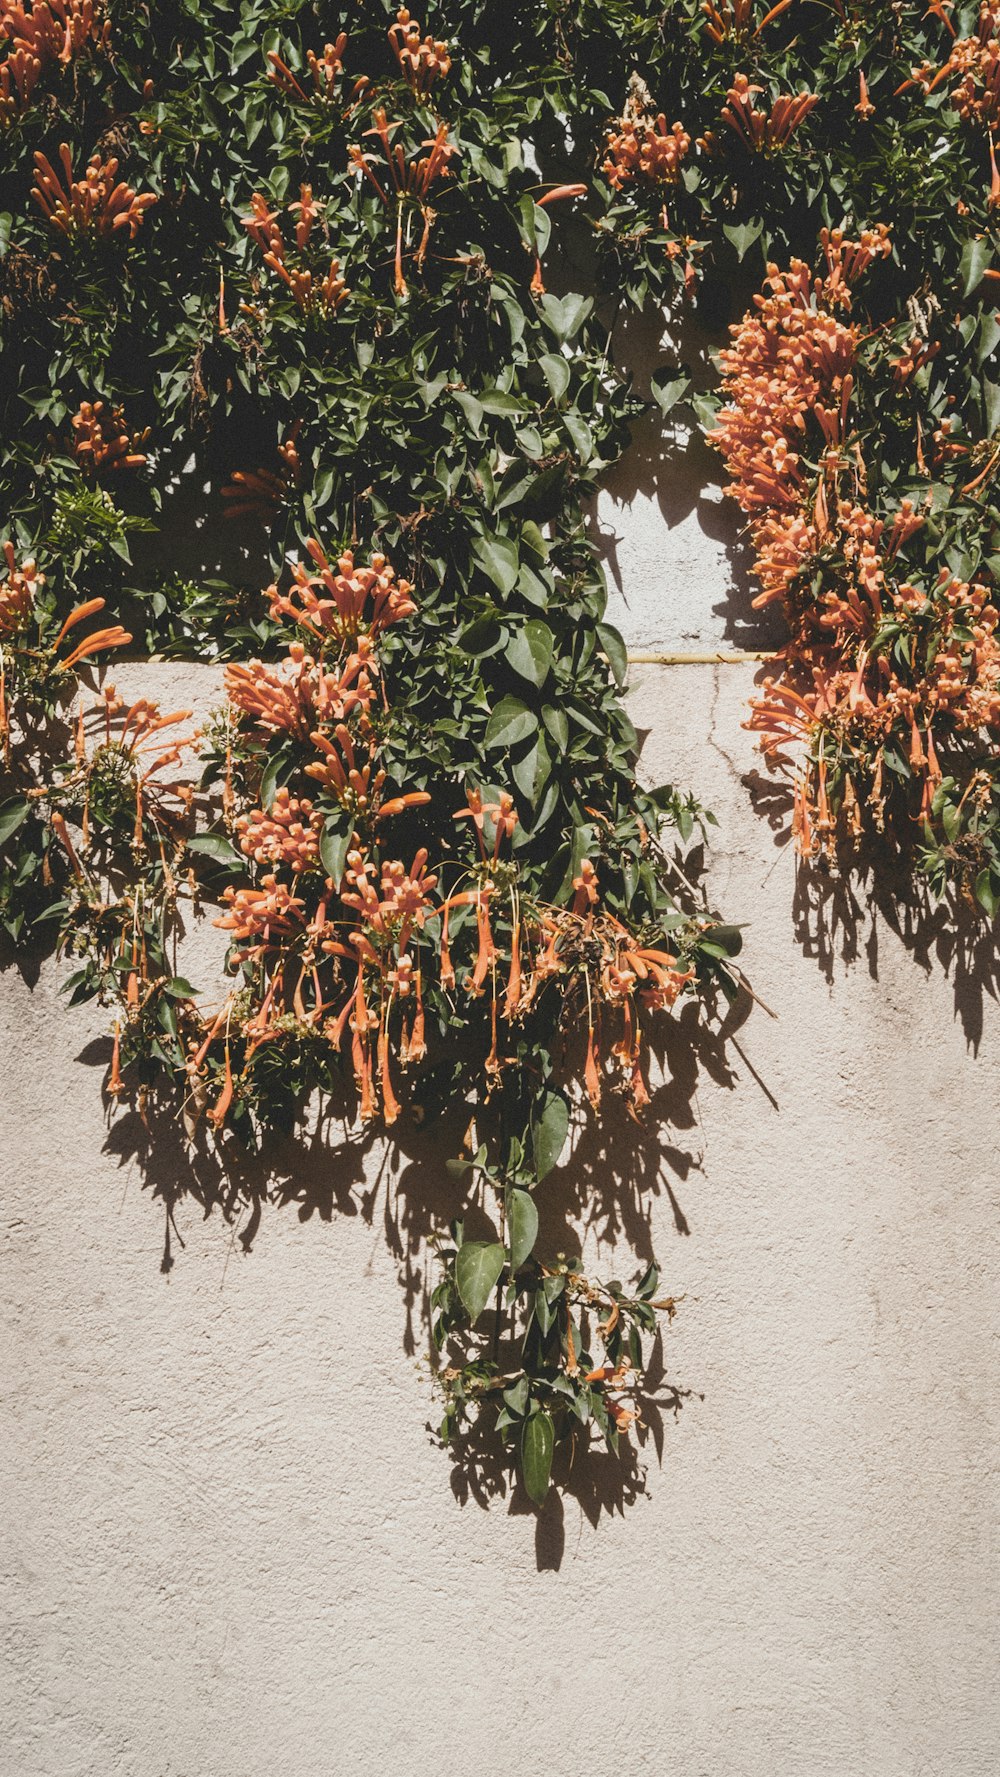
[3,417,999,1773]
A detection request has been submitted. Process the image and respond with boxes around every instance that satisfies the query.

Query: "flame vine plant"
[579,1,1000,909]
[0,1,752,1509]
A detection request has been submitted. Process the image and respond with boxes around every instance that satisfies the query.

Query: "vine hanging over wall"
[5,0,995,1508]
[589,0,1000,910]
[0,1,743,1507]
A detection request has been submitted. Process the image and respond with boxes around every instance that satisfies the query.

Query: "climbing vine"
[4,0,996,1507]
[0,0,743,1507]
[590,1,1000,907]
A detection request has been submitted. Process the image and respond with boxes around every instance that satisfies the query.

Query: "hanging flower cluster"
[70,400,149,475]
[710,228,1000,900]
[31,144,156,240]
[241,188,349,318]
[911,3,1000,126]
[187,544,696,1141]
[715,73,818,154]
[603,97,691,191]
[388,6,451,97]
[0,0,108,122]
[0,0,753,1510]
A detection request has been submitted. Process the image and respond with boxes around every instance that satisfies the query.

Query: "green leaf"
[975,869,999,918]
[503,1376,530,1416]
[163,976,199,999]
[521,1409,554,1504]
[650,369,691,416]
[531,1089,569,1180]
[691,392,719,433]
[960,236,989,297]
[472,534,519,594]
[508,1188,539,1269]
[453,390,483,435]
[0,214,12,259]
[455,1241,505,1323]
[542,705,569,751]
[485,695,536,750]
[511,734,551,802]
[505,619,554,686]
[723,218,763,262]
[188,832,243,866]
[597,621,628,686]
[539,293,592,341]
[320,821,352,888]
[539,352,570,402]
[0,797,30,850]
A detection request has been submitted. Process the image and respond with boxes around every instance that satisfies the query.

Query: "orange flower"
[32,144,156,238]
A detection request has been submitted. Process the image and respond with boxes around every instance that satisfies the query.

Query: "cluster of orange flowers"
[0,567,132,757]
[267,34,369,111]
[0,0,108,122]
[710,228,1000,851]
[603,68,816,203]
[603,106,691,191]
[31,145,156,240]
[388,6,451,97]
[220,423,302,525]
[241,187,349,317]
[701,0,794,41]
[70,399,148,474]
[716,73,817,153]
[912,2,1000,125]
[189,542,693,1134]
[349,104,456,295]
[0,539,39,637]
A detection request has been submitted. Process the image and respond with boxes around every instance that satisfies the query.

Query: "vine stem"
[492,1185,506,1363]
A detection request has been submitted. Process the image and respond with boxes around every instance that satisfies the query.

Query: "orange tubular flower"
[237,789,324,872]
[915,4,1000,124]
[50,598,131,671]
[226,642,376,741]
[0,541,40,636]
[603,111,691,190]
[0,0,109,64]
[222,423,302,523]
[269,543,417,645]
[701,0,795,40]
[720,73,817,152]
[32,144,156,239]
[0,0,109,118]
[70,400,149,474]
[388,7,451,97]
[242,190,350,317]
[267,37,368,108]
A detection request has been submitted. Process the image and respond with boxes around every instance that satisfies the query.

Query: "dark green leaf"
[456,1241,505,1324]
[521,1409,554,1504]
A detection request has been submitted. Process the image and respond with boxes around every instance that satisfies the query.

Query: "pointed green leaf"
[505,619,554,686]
[511,734,551,803]
[960,236,989,298]
[472,534,519,594]
[521,1408,554,1503]
[539,352,570,403]
[485,695,536,750]
[0,797,30,850]
[650,369,690,416]
[508,1188,538,1269]
[456,1240,505,1324]
[188,832,243,866]
[531,1089,569,1180]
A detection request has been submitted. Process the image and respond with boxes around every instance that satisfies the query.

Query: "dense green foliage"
[2,0,998,1507]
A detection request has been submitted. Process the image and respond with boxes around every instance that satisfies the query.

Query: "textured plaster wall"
[4,417,1000,1774]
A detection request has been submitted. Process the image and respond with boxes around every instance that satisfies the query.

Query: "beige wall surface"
[4,341,1000,1777]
